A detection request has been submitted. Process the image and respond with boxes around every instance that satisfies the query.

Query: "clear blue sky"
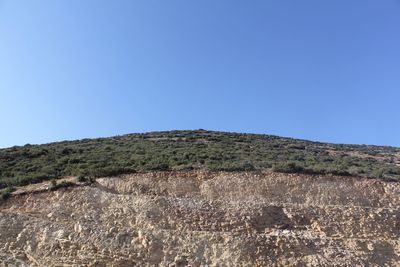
[1,0,399,148]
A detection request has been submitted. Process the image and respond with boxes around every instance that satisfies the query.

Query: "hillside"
[1,131,400,266]
[1,130,400,190]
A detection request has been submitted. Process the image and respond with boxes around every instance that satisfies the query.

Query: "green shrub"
[49,179,57,189]
[77,175,88,183]
[0,187,14,201]
[371,168,385,179]
[148,163,170,171]
[76,175,95,184]
[49,180,75,191]
[272,162,304,173]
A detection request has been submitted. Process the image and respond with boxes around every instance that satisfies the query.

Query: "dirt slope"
[0,171,399,266]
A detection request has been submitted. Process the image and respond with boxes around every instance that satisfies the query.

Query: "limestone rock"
[0,171,399,266]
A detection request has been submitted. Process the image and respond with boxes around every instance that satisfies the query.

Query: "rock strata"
[0,171,399,266]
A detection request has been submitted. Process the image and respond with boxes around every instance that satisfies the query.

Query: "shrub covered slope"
[1,130,399,188]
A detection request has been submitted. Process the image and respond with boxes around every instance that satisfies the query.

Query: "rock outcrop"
[0,171,399,266]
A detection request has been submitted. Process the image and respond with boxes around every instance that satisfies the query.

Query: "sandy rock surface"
[0,171,399,266]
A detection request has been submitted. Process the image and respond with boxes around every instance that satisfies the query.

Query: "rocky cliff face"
[0,171,399,266]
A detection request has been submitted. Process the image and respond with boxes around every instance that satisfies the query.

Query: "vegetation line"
[0,130,399,189]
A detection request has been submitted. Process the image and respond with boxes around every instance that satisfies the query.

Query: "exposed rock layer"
[0,171,399,266]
